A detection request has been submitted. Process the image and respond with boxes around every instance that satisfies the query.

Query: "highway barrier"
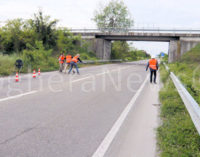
[164,63,200,135]
[82,59,149,65]
[83,59,122,64]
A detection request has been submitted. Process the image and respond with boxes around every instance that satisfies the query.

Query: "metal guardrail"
[83,59,149,65]
[164,63,200,135]
[83,59,122,64]
[70,28,200,34]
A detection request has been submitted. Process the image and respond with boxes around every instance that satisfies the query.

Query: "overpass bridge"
[71,28,200,62]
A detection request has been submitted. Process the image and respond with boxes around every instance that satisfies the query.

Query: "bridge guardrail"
[70,28,200,34]
[164,63,200,135]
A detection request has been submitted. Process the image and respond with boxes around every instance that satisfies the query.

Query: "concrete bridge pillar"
[168,37,200,63]
[168,40,180,63]
[79,38,111,60]
[95,39,111,60]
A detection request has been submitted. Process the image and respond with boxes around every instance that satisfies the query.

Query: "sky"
[1,0,200,56]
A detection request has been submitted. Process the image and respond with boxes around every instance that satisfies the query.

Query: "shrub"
[0,54,17,76]
[22,41,58,72]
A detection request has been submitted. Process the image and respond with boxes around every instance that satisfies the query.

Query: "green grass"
[168,44,200,104]
[181,44,200,63]
[0,52,119,76]
[160,62,170,83]
[158,64,200,157]
[158,43,200,156]
[0,42,101,76]
[0,54,18,76]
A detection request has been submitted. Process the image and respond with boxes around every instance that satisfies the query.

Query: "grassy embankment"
[0,53,99,76]
[0,42,98,76]
[0,48,148,77]
[157,44,200,156]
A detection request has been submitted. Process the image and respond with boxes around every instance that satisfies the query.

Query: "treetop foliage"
[93,0,133,32]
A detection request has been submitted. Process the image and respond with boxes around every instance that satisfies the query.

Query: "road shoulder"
[105,73,160,157]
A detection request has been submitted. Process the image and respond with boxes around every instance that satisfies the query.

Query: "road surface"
[0,62,159,157]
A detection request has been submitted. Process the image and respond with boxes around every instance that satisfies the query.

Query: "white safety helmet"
[151,55,155,59]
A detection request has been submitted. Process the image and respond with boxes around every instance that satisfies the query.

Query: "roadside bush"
[80,52,97,60]
[159,64,170,84]
[0,54,17,76]
[22,41,58,72]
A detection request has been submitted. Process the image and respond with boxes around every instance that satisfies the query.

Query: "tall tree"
[93,0,133,32]
[111,41,129,59]
[30,10,58,49]
[0,19,25,53]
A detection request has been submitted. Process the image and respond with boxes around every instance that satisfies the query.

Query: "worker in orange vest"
[146,55,159,83]
[68,54,82,75]
[58,53,65,72]
[64,54,72,73]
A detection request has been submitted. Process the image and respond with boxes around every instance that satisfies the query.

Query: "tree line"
[0,10,92,57]
[0,10,96,76]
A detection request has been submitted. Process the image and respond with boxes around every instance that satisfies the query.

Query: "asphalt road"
[0,62,159,157]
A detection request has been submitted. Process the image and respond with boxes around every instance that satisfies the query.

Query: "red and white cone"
[38,68,40,75]
[15,72,19,82]
[33,70,36,78]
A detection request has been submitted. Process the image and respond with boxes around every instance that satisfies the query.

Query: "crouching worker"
[68,54,82,75]
[64,54,72,73]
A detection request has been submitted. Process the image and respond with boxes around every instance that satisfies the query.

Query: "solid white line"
[96,72,107,76]
[71,66,131,81]
[71,76,92,83]
[96,66,131,76]
[0,90,38,102]
[91,74,149,157]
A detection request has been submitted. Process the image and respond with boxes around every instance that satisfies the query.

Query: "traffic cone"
[15,72,19,82]
[38,68,40,75]
[33,70,36,78]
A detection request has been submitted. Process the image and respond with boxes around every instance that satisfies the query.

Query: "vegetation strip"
[165,63,200,135]
[158,63,200,156]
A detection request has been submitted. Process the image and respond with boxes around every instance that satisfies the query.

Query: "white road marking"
[96,72,108,76]
[71,66,131,81]
[0,66,132,101]
[95,66,131,76]
[0,90,38,102]
[71,76,93,83]
[91,74,149,157]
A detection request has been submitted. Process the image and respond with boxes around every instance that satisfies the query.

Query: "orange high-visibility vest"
[149,59,157,70]
[59,55,65,64]
[72,56,79,63]
[66,55,72,63]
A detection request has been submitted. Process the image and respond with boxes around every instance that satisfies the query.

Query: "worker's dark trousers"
[150,69,157,83]
[68,62,79,74]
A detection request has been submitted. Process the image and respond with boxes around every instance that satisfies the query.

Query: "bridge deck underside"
[95,35,178,42]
